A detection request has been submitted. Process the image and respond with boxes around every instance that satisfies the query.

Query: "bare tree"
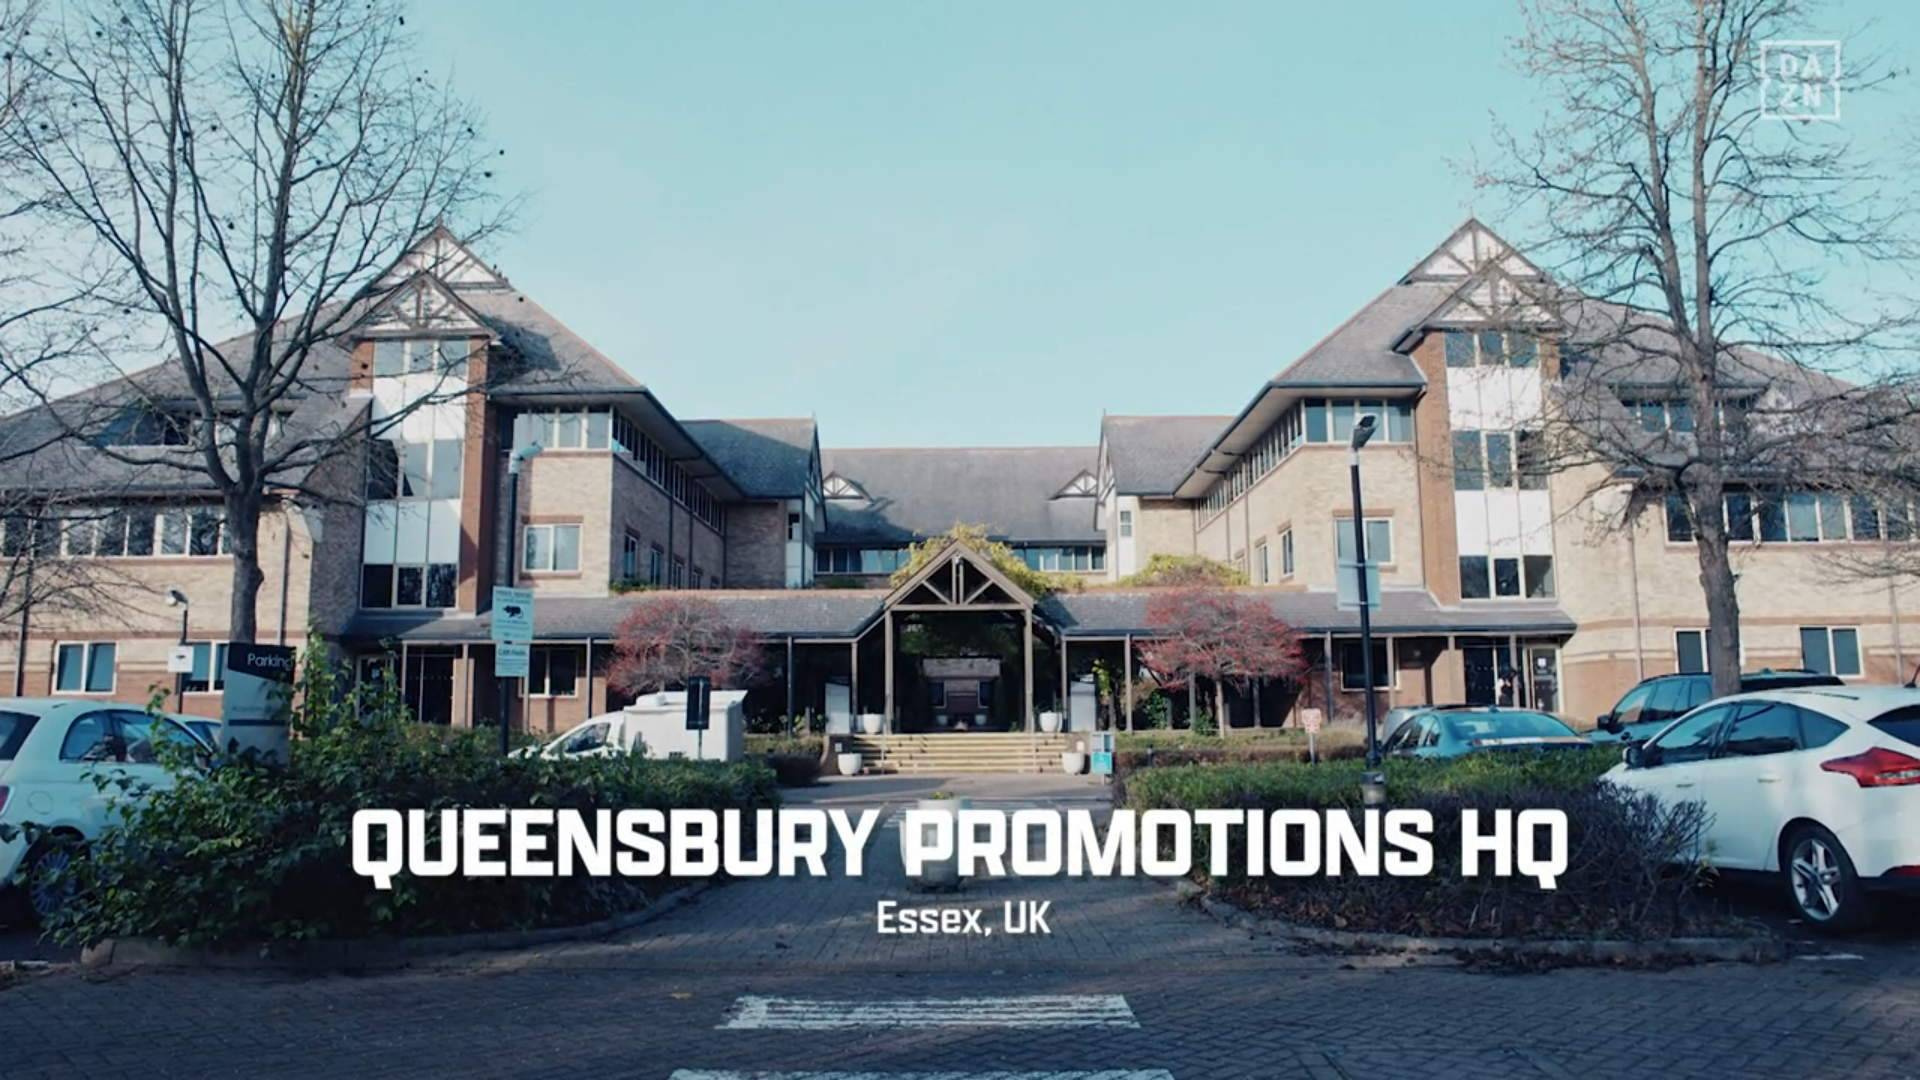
[1475,0,1920,695]
[0,0,504,642]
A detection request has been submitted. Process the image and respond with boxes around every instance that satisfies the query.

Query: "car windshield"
[0,710,36,759]
[1869,704,1920,749]
[1446,711,1574,741]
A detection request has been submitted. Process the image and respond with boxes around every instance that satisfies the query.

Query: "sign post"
[220,642,298,763]
[685,675,712,759]
[1089,730,1115,779]
[1301,707,1324,765]
[491,586,535,755]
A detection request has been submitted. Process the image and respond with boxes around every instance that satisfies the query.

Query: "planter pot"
[858,713,885,736]
[836,752,864,777]
[1038,710,1063,734]
[903,796,971,892]
[1061,751,1087,775]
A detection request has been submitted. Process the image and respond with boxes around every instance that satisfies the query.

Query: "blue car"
[1380,705,1589,759]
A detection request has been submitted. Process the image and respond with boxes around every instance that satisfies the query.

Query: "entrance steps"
[846,732,1075,774]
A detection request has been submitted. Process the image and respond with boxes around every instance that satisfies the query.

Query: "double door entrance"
[1461,641,1560,713]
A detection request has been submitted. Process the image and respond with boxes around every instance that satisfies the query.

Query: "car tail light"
[1889,865,1920,878]
[1821,746,1920,787]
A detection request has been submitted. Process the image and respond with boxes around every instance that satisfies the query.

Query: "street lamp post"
[499,444,543,756]
[1347,415,1384,781]
[166,589,190,704]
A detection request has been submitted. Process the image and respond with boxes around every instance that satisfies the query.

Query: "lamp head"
[166,588,189,608]
[509,443,544,474]
[1350,413,1378,451]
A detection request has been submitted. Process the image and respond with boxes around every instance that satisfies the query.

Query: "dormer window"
[823,474,867,501]
[372,338,469,379]
[1054,470,1098,499]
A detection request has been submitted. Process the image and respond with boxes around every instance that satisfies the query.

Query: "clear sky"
[408,0,1919,448]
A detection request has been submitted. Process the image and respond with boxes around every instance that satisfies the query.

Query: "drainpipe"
[12,560,31,697]
[1890,584,1905,682]
[1627,512,1645,681]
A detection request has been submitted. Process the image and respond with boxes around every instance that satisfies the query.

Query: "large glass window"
[1453,431,1484,491]
[1444,330,1537,368]
[1339,640,1391,690]
[182,642,229,693]
[1676,630,1707,675]
[528,647,581,697]
[1335,519,1393,566]
[372,338,468,379]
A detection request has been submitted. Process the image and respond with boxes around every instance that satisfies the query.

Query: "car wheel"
[21,835,86,925]
[1784,824,1872,933]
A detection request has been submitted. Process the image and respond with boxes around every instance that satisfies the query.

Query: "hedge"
[35,652,779,950]
[1122,748,1725,940]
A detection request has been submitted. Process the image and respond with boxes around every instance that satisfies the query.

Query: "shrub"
[1123,748,1720,940]
[762,753,822,787]
[747,734,825,757]
[43,650,779,949]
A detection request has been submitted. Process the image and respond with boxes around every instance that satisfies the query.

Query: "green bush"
[747,733,825,757]
[44,649,779,949]
[762,753,822,787]
[1122,748,1721,940]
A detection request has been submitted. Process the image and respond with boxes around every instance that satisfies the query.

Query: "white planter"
[858,712,884,736]
[1038,710,1063,734]
[1061,751,1087,774]
[836,752,864,776]
[903,796,970,892]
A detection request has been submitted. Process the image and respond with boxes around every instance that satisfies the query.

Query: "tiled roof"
[682,419,817,499]
[344,590,891,643]
[1270,282,1443,388]
[819,446,1102,545]
[1100,416,1230,496]
[1040,588,1576,637]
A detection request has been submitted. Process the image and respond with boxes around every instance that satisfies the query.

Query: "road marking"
[718,995,1140,1029]
[670,1073,1175,1079]
[1795,953,1865,962]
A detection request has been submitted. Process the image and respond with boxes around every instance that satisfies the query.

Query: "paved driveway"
[1,775,1916,1079]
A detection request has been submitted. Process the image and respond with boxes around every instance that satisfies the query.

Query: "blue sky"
[410,0,1919,447]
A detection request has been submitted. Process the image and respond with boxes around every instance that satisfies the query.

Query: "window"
[1255,541,1270,585]
[1335,518,1393,566]
[1515,431,1547,490]
[528,647,580,697]
[929,683,946,709]
[1720,701,1802,757]
[59,711,118,760]
[1800,627,1861,677]
[622,534,640,580]
[523,524,581,573]
[787,513,801,541]
[1457,554,1553,599]
[182,643,229,693]
[516,410,721,529]
[1339,641,1391,690]
[1645,703,1739,766]
[1675,630,1708,675]
[1118,510,1133,539]
[1444,330,1537,368]
[691,566,704,589]
[361,563,456,608]
[366,439,462,501]
[1016,546,1107,573]
[372,338,469,379]
[649,546,664,585]
[54,642,116,694]
[1453,431,1484,491]
[1665,495,1693,543]
[672,557,685,588]
[1610,683,1656,726]
[52,507,224,559]
[1280,529,1295,576]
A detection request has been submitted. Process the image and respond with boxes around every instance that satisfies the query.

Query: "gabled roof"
[1400,218,1546,284]
[884,539,1037,611]
[682,418,818,499]
[818,446,1101,545]
[1099,415,1230,497]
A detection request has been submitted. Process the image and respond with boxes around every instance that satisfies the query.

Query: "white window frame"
[1800,626,1863,678]
[1255,540,1270,585]
[1118,509,1133,539]
[182,642,229,693]
[523,524,582,573]
[54,641,117,694]
[1280,529,1295,577]
[1335,517,1394,567]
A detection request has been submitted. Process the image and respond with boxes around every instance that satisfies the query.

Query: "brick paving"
[0,776,1916,1078]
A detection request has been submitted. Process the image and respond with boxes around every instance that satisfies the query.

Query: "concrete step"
[842,734,1079,774]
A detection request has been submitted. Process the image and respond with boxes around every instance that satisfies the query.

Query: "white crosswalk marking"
[670,1073,1175,1079]
[718,994,1141,1030]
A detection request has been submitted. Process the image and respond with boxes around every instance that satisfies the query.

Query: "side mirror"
[1597,712,1619,733]
[1623,744,1644,768]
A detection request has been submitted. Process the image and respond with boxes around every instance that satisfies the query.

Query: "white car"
[1605,686,1920,932]
[516,714,645,760]
[0,699,207,924]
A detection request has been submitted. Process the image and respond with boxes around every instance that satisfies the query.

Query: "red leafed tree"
[1137,587,1307,733]
[609,595,767,696]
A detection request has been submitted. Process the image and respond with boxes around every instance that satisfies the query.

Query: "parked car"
[1381,705,1589,758]
[1590,669,1844,746]
[1378,703,1469,746]
[1605,686,1920,931]
[0,700,206,923]
[517,713,645,760]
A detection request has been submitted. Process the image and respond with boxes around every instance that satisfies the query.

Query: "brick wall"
[725,501,789,588]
